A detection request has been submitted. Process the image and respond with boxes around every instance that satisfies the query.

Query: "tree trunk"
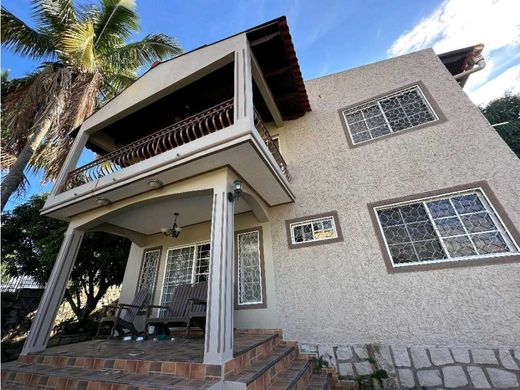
[1,117,53,211]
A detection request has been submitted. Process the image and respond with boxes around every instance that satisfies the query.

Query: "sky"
[2,0,520,210]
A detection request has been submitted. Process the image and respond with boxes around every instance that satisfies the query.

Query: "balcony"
[61,100,289,193]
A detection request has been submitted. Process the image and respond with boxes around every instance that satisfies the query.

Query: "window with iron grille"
[160,242,210,309]
[290,216,338,245]
[374,189,519,267]
[137,248,161,304]
[237,230,263,306]
[342,85,438,145]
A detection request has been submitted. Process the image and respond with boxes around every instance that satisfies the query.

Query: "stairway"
[1,333,331,390]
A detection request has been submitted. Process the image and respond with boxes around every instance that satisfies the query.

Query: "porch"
[3,330,331,390]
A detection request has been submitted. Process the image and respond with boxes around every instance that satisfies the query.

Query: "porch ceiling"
[105,193,252,235]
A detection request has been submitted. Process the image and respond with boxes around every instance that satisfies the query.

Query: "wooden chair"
[145,281,207,337]
[96,288,148,338]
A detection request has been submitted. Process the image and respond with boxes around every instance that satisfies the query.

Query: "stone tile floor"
[32,332,276,363]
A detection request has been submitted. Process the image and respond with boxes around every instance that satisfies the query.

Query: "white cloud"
[388,0,520,57]
[467,65,520,106]
[387,0,520,104]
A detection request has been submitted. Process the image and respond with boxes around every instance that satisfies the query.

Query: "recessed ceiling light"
[147,179,163,189]
[96,197,111,206]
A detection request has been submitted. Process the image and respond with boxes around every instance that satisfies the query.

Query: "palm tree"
[1,0,182,210]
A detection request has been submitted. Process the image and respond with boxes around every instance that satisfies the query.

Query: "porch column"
[21,227,84,355]
[204,190,234,364]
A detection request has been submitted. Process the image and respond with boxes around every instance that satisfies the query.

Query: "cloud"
[387,0,520,105]
[388,0,520,57]
[467,65,520,106]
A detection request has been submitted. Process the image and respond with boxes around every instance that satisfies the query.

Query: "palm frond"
[32,0,77,33]
[60,21,96,71]
[100,72,136,101]
[94,0,138,49]
[1,6,55,60]
[101,33,182,70]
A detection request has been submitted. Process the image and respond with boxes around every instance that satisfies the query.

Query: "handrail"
[253,108,291,181]
[60,100,291,191]
[61,99,234,191]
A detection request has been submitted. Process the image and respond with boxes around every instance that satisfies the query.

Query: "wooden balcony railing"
[253,109,291,182]
[61,99,290,192]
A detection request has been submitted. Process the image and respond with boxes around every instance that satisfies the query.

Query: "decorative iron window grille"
[374,189,520,267]
[137,248,161,304]
[342,85,438,145]
[160,242,210,311]
[237,230,263,306]
[290,216,338,245]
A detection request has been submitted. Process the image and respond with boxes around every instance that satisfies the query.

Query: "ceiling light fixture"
[96,197,111,206]
[147,179,163,189]
[161,213,182,238]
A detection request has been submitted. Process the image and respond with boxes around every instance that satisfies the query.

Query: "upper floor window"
[373,188,520,269]
[341,85,439,145]
[286,211,344,248]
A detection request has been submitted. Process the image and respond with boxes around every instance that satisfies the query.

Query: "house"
[3,17,520,390]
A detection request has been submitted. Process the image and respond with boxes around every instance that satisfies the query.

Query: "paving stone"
[467,366,491,389]
[486,368,519,388]
[318,345,335,366]
[398,369,415,388]
[472,349,498,365]
[429,348,454,366]
[451,348,470,363]
[354,345,369,359]
[373,345,396,375]
[354,361,372,376]
[335,346,353,361]
[391,346,411,367]
[338,362,355,377]
[417,369,442,387]
[499,349,519,370]
[410,347,431,369]
[442,366,467,388]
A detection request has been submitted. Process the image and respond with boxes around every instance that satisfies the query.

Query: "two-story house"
[5,17,520,390]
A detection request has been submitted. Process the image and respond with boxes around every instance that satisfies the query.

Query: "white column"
[21,227,84,355]
[204,189,234,364]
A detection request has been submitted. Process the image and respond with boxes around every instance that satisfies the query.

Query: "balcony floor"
[32,332,275,363]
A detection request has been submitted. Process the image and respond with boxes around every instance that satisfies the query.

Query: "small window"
[286,211,343,248]
[374,189,519,269]
[341,84,439,145]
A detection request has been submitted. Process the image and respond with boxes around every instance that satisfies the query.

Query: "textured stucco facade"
[266,48,520,348]
[117,48,520,350]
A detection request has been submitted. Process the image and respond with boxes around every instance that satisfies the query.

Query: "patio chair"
[96,288,148,339]
[145,281,207,337]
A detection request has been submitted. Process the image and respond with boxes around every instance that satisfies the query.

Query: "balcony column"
[234,36,254,129]
[204,188,234,364]
[21,226,84,355]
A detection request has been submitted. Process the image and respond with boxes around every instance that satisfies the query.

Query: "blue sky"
[2,0,519,210]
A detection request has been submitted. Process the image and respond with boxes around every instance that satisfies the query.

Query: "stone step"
[265,359,313,390]
[1,361,218,390]
[225,345,297,388]
[306,373,332,390]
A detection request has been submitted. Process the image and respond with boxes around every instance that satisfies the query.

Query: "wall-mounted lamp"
[96,197,111,206]
[227,179,243,202]
[161,213,182,238]
[147,179,163,189]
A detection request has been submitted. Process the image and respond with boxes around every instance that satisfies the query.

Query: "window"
[341,85,439,145]
[237,230,264,307]
[286,211,343,248]
[137,248,161,304]
[160,242,210,308]
[374,189,519,268]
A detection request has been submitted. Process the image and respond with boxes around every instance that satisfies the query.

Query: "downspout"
[454,44,486,87]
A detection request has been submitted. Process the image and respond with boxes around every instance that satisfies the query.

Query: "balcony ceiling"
[105,193,252,235]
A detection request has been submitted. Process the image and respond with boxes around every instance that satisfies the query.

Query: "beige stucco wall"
[266,48,520,347]
[119,211,279,331]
